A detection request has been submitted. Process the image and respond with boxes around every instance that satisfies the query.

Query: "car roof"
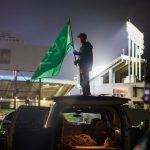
[4,110,16,120]
[53,95,130,105]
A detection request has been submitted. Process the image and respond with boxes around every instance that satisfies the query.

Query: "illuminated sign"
[126,21,145,82]
[126,21,144,49]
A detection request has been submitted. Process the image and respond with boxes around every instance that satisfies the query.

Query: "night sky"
[0,0,150,79]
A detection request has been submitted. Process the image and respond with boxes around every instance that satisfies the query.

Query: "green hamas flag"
[31,21,73,80]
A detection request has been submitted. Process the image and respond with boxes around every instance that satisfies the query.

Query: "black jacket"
[78,41,93,71]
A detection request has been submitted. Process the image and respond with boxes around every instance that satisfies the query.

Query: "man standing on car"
[73,33,93,95]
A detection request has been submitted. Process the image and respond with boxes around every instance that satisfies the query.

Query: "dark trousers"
[80,68,91,95]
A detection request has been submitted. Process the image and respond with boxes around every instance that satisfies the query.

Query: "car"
[46,95,131,150]
[8,95,143,150]
[0,111,16,133]
[0,110,16,150]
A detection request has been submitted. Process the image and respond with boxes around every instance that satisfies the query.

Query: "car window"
[63,112,101,125]
[59,107,122,148]
[15,108,48,129]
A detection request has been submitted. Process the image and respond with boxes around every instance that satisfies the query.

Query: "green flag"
[31,21,74,80]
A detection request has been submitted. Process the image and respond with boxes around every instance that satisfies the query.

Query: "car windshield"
[63,112,101,124]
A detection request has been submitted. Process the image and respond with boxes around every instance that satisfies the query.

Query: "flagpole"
[69,19,77,66]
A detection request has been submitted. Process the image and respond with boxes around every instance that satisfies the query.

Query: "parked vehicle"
[0,110,16,150]
[8,95,144,150]
[47,95,131,150]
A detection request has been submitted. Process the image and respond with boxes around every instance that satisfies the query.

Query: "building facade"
[90,21,146,105]
[0,31,48,71]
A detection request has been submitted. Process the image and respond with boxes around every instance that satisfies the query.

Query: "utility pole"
[38,78,42,106]
[13,70,18,109]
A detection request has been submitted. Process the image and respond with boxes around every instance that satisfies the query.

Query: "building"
[0,31,49,71]
[0,32,75,108]
[90,21,146,106]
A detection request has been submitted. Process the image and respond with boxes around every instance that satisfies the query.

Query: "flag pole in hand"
[69,19,77,66]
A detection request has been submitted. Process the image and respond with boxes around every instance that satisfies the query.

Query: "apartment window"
[103,73,109,83]
[113,88,128,98]
[0,49,11,64]
[133,87,144,98]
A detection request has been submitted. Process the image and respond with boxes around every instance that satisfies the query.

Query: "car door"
[8,106,52,150]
